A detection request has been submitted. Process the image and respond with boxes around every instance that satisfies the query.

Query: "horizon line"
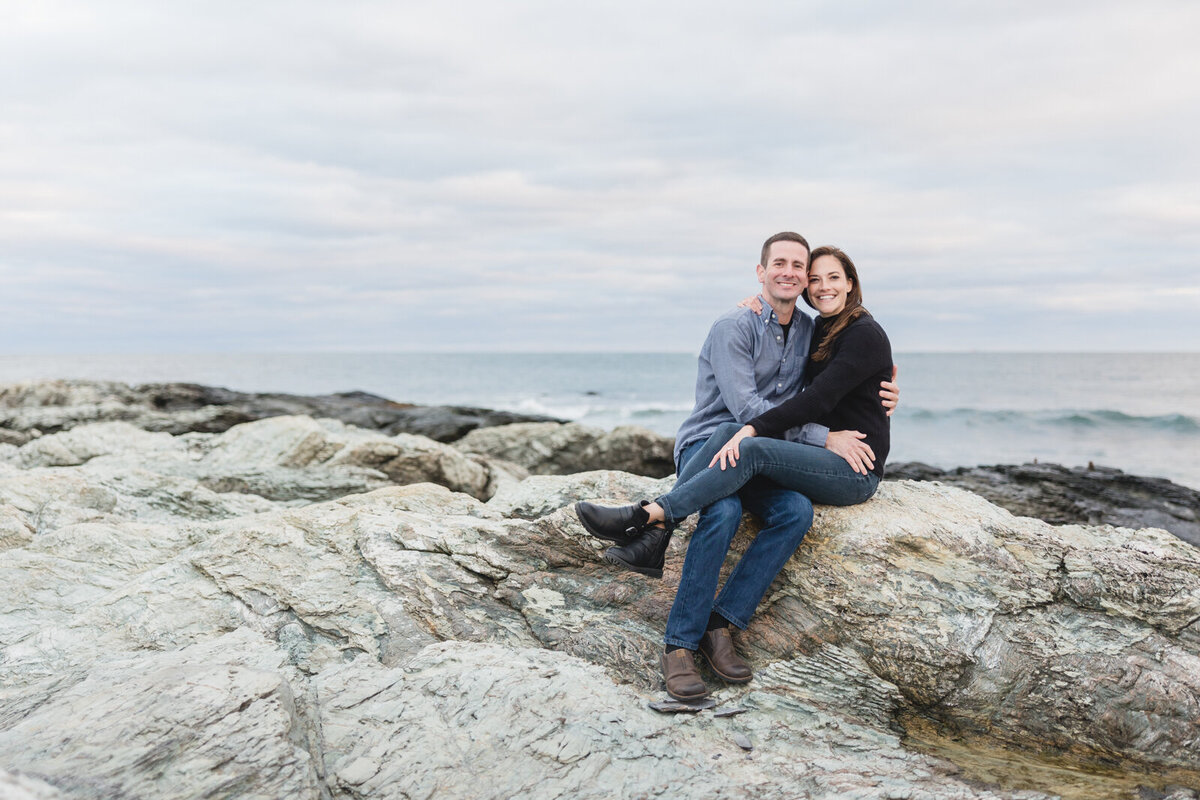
[3,350,1200,357]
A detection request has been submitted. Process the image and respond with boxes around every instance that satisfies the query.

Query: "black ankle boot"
[574,500,652,545]
[603,524,673,579]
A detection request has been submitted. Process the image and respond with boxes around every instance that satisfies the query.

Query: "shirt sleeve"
[707,316,777,422]
[798,422,830,447]
[749,323,886,439]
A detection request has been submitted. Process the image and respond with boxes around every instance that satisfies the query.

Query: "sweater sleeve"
[748,323,887,439]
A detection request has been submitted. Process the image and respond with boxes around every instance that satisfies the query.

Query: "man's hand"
[709,424,757,470]
[825,430,875,475]
[736,296,764,314]
[880,364,899,417]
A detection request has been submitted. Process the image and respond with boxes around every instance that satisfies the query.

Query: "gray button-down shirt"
[673,298,828,466]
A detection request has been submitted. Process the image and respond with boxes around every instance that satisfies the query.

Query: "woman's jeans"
[663,436,814,650]
[656,422,880,524]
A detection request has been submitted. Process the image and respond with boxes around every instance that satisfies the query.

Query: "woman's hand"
[708,425,757,470]
[880,365,899,417]
[825,430,875,474]
[736,296,764,314]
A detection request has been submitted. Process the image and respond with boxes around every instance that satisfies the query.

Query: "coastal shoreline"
[5,352,1199,491]
[2,379,1199,799]
[3,378,1197,546]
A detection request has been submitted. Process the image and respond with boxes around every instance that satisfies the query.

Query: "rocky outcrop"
[4,417,520,504]
[0,380,560,444]
[2,412,1199,799]
[0,380,679,481]
[12,379,1198,544]
[455,421,676,478]
[890,461,1200,548]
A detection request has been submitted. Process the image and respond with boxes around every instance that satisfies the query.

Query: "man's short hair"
[760,232,811,267]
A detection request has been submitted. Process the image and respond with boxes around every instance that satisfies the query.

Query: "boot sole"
[573,502,635,545]
[603,550,663,579]
[664,685,711,702]
[698,648,753,684]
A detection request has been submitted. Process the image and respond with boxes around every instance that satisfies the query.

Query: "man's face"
[756,241,808,306]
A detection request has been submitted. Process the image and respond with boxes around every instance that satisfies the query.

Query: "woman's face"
[807,255,853,317]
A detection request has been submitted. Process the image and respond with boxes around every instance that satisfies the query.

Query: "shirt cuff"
[798,423,829,447]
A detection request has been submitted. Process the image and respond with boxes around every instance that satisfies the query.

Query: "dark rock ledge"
[889,461,1200,549]
[0,379,560,443]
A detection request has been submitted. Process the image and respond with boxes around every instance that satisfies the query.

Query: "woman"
[576,245,892,540]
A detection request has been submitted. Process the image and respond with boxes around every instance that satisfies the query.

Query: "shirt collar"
[756,295,794,327]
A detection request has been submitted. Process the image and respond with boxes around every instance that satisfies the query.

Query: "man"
[577,231,898,701]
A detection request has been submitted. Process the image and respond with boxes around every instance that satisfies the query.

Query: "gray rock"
[486,470,677,519]
[774,483,1200,773]
[0,768,66,800]
[13,422,178,469]
[0,629,321,799]
[456,421,675,477]
[312,641,1041,800]
[648,698,717,712]
[2,417,511,503]
[1,416,1197,799]
[713,706,748,718]
[0,502,34,551]
[0,430,31,447]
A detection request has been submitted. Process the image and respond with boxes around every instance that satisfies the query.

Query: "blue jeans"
[663,438,814,650]
[656,422,879,523]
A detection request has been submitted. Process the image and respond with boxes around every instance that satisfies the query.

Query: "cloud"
[1,1,1198,353]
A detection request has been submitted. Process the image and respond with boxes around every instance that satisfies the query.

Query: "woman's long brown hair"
[804,246,869,362]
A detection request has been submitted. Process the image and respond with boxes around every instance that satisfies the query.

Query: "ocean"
[1,352,1198,490]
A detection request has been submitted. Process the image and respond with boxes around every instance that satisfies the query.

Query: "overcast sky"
[2,1,1198,353]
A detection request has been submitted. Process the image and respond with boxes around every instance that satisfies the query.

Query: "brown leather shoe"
[661,649,709,701]
[698,627,752,683]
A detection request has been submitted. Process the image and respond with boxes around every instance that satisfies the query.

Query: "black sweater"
[748,312,893,478]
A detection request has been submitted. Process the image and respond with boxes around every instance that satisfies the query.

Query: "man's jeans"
[657,422,879,523]
[663,437,814,651]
